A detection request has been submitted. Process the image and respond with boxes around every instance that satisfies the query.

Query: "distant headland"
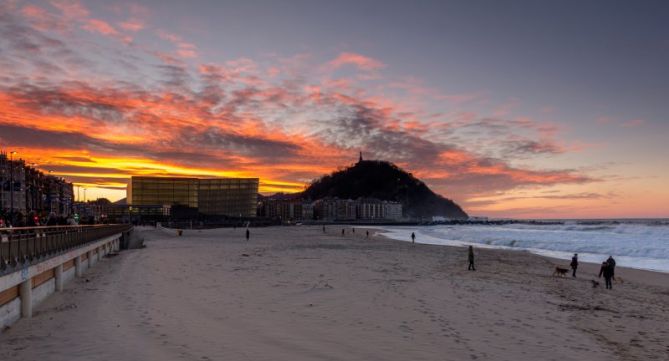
[284,155,468,220]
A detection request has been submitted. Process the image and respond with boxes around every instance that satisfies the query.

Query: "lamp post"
[27,163,36,214]
[9,151,16,225]
[48,170,54,216]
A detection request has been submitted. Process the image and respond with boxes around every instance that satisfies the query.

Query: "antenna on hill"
[359,151,363,163]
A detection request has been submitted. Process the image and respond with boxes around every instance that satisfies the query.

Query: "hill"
[302,160,468,219]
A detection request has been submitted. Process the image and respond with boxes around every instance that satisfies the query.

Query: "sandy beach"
[1,225,667,361]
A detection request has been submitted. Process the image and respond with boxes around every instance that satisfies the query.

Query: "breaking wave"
[374,220,669,273]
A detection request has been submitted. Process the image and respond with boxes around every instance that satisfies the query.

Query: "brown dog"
[591,280,600,288]
[553,266,569,277]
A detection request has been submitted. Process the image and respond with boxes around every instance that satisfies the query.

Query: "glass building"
[127,177,199,208]
[127,176,258,217]
[198,178,259,217]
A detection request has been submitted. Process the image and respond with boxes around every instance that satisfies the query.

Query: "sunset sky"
[1,0,668,218]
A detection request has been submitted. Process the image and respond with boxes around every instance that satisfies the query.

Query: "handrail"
[0,224,114,231]
[0,224,132,273]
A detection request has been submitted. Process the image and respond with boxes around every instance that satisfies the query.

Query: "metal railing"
[0,224,132,272]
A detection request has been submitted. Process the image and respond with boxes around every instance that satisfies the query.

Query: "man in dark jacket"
[570,253,578,277]
[245,228,250,241]
[599,261,614,289]
[468,245,476,271]
[607,256,616,279]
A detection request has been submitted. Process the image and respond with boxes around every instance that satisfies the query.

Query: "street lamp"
[9,151,17,225]
[47,170,54,216]
[27,163,37,213]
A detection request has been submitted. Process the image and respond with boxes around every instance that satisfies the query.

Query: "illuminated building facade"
[128,176,258,217]
[127,177,199,208]
[198,178,258,217]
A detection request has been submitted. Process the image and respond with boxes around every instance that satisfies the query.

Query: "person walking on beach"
[468,245,476,271]
[342,228,345,236]
[366,230,369,238]
[352,227,355,234]
[599,261,614,289]
[323,225,326,233]
[245,228,250,242]
[570,253,578,277]
[411,232,415,244]
[607,255,616,280]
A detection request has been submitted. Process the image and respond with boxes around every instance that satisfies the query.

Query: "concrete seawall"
[0,233,122,329]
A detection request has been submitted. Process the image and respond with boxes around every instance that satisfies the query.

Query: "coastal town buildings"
[0,152,74,225]
[258,196,314,221]
[356,198,403,221]
[313,198,357,221]
[259,196,403,222]
[0,153,26,213]
[47,176,74,217]
[74,199,169,224]
[259,198,304,220]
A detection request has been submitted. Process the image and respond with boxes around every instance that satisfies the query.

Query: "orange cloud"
[157,29,199,58]
[326,52,385,71]
[83,18,118,35]
[49,0,90,19]
[119,20,144,32]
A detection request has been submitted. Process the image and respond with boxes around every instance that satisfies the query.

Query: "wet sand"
[1,226,667,361]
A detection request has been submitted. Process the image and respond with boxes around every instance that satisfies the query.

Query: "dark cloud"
[0,123,148,156]
[319,105,443,167]
[0,123,109,150]
[53,156,95,163]
[151,151,231,166]
[44,165,124,174]
[0,11,87,80]
[59,175,127,189]
[7,83,128,124]
[157,64,192,88]
[501,139,564,157]
[189,127,302,160]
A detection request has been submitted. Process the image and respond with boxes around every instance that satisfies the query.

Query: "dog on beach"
[591,280,600,288]
[552,266,569,277]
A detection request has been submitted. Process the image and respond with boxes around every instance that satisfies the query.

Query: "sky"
[0,0,668,218]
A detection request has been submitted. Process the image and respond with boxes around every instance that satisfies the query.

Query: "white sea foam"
[373,221,669,273]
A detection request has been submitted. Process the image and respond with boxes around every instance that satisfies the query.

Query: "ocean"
[374,219,669,273]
